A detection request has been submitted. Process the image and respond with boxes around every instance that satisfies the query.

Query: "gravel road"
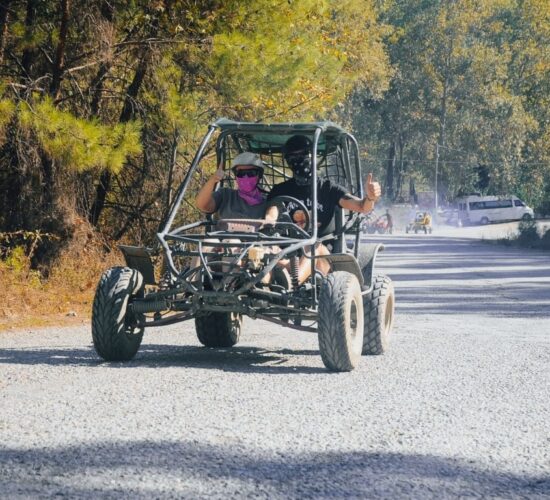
[1,229,549,499]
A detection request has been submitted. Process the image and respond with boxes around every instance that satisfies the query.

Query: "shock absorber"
[290,255,300,291]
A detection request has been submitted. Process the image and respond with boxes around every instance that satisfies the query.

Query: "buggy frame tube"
[310,127,322,300]
[157,124,218,277]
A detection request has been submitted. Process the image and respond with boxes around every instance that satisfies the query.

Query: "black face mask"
[287,154,312,186]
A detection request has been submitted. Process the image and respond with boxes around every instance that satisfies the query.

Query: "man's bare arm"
[338,172,381,214]
[195,165,224,213]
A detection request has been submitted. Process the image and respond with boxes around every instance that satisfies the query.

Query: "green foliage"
[18,98,142,174]
[3,246,28,272]
[0,0,548,255]
[0,98,16,143]
[0,244,42,286]
[206,0,390,120]
[499,219,550,251]
[344,0,550,210]
[0,230,61,260]
[516,219,539,246]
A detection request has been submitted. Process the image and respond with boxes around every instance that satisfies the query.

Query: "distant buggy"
[406,211,432,234]
[92,119,395,372]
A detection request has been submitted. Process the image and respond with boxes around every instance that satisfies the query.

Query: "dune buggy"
[362,212,393,235]
[91,119,395,372]
[406,211,432,234]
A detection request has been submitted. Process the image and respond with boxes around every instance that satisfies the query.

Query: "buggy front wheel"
[92,267,145,361]
[195,312,242,347]
[362,275,395,355]
[318,271,364,372]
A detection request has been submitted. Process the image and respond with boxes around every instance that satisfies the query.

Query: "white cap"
[231,152,264,170]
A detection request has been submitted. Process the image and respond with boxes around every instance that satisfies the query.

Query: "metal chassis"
[123,121,383,332]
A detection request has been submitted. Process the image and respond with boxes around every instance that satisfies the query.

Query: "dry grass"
[0,217,123,332]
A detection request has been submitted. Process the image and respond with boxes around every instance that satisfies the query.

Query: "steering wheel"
[266,195,311,233]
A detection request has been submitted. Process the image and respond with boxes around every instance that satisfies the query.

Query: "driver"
[265,135,381,283]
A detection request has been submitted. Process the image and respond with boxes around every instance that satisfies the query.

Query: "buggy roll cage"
[155,118,366,297]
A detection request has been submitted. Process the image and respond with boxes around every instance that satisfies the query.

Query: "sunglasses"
[234,169,261,178]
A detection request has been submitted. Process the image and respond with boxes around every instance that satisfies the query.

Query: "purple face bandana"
[236,175,263,206]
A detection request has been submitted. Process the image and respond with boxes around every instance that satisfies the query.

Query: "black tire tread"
[362,275,394,355]
[318,271,363,372]
[195,312,241,348]
[92,266,144,361]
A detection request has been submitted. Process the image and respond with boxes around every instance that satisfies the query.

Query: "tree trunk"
[159,129,179,230]
[21,0,38,79]
[89,1,115,114]
[0,0,12,66]
[88,50,153,227]
[385,141,396,201]
[395,138,405,201]
[50,0,70,99]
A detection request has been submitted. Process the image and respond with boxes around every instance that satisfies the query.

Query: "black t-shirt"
[267,178,348,233]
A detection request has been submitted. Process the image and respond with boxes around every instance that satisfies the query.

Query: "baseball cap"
[231,152,264,170]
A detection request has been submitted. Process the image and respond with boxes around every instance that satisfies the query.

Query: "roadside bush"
[539,228,550,251]
[516,219,539,247]
[0,217,122,330]
[498,220,550,251]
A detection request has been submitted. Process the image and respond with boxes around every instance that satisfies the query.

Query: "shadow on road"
[0,440,547,498]
[370,235,550,318]
[0,344,326,374]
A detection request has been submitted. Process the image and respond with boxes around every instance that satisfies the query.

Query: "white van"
[457,195,534,225]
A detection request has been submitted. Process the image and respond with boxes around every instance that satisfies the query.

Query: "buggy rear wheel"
[92,266,145,361]
[362,275,394,355]
[195,312,242,348]
[318,271,364,372]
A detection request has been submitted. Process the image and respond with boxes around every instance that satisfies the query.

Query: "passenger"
[194,152,271,277]
[195,151,267,220]
[265,135,381,283]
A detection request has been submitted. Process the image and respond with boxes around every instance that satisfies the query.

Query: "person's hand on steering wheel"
[264,196,311,233]
[292,209,308,229]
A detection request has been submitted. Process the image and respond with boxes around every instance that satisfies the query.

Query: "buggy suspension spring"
[290,256,300,291]
[131,299,169,314]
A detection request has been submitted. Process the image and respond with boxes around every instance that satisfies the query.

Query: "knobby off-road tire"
[362,275,395,355]
[195,312,242,348]
[92,267,145,361]
[318,271,364,372]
